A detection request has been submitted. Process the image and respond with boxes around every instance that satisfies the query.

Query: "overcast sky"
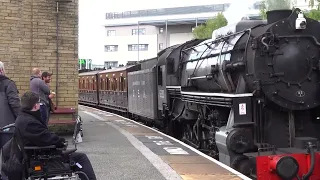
[78,0,259,64]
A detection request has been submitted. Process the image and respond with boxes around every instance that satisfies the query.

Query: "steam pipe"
[165,20,168,48]
[54,0,72,106]
[137,21,140,61]
[56,1,60,107]
[172,105,185,121]
[302,142,316,180]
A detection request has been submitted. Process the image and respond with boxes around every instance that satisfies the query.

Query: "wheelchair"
[0,123,88,180]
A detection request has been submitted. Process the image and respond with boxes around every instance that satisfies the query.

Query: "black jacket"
[14,109,65,147]
[1,109,65,179]
[0,75,21,128]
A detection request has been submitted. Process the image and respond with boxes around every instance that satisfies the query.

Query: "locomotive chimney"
[266,9,292,24]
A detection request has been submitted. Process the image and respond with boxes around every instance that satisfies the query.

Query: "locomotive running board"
[166,86,253,98]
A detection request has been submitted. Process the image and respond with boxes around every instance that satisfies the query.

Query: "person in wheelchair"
[1,91,97,180]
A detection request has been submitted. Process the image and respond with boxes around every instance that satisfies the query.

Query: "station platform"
[75,105,252,180]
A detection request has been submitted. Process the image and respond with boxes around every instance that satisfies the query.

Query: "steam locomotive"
[79,8,320,180]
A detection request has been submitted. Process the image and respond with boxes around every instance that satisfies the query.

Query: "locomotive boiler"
[173,8,320,179]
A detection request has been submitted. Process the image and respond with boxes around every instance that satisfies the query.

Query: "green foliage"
[305,9,320,20]
[192,13,228,39]
[260,2,267,19]
[303,0,320,20]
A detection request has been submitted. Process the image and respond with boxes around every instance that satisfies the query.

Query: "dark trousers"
[69,152,97,180]
[40,104,48,125]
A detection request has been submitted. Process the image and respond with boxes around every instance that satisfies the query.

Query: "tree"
[192,13,228,39]
[259,0,294,19]
[305,9,320,19]
[304,0,320,20]
[307,0,320,10]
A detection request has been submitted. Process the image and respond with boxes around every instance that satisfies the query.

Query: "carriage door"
[157,65,167,111]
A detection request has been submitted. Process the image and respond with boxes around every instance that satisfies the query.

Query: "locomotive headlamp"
[296,12,306,30]
[270,156,299,180]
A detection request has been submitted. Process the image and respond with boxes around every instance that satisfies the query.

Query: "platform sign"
[239,103,246,115]
[78,59,92,70]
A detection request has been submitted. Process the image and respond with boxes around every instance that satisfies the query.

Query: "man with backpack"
[0,61,21,180]
[0,61,21,128]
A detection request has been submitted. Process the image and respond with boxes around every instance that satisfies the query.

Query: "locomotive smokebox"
[266,9,292,23]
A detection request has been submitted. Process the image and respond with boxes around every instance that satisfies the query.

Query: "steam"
[223,0,261,25]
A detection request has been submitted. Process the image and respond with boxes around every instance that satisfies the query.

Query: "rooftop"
[106,4,231,20]
[105,2,264,20]
[105,17,210,27]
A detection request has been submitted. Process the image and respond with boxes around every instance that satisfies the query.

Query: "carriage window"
[111,78,114,90]
[100,79,103,90]
[158,66,163,86]
[114,78,117,91]
[119,77,124,91]
[123,78,126,91]
[86,79,88,89]
[106,78,109,90]
[109,78,112,90]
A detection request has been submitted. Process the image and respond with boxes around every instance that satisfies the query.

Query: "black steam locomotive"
[79,8,320,179]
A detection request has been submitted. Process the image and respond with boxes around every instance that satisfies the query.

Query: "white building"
[89,0,314,67]
[101,1,265,66]
[101,0,315,66]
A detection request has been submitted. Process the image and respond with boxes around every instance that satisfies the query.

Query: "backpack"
[1,131,27,180]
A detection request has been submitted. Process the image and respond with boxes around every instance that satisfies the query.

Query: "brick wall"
[0,0,79,113]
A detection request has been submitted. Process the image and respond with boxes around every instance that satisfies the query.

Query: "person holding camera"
[41,71,56,122]
[30,68,55,125]
[1,91,97,180]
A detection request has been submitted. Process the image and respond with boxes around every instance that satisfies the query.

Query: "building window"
[128,44,148,51]
[104,45,118,52]
[104,61,118,69]
[106,30,116,36]
[132,28,145,35]
[159,43,163,50]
